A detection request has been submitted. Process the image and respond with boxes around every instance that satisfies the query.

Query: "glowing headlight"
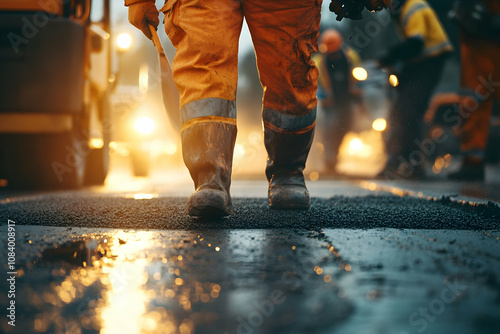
[116,32,132,51]
[352,67,368,81]
[134,117,155,134]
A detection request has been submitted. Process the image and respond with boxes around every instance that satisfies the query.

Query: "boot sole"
[268,185,310,210]
[189,205,231,217]
[187,189,232,217]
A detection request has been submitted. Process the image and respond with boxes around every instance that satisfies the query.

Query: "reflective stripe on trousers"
[162,0,322,133]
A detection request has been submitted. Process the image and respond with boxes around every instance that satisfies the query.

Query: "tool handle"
[149,24,164,55]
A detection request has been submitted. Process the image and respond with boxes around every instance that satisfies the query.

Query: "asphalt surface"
[1,178,499,334]
[1,195,499,230]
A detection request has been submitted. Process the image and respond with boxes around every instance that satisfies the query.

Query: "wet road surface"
[1,178,499,334]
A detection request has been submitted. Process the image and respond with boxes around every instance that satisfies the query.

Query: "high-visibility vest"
[399,0,453,59]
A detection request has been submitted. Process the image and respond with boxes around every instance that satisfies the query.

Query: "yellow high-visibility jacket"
[399,0,453,59]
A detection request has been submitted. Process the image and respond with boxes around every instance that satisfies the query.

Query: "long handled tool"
[148,24,181,131]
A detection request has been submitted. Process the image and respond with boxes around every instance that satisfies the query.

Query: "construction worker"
[126,0,391,216]
[314,29,362,173]
[446,0,500,181]
[126,0,320,217]
[377,0,453,179]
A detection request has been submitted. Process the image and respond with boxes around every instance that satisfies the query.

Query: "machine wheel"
[84,146,109,185]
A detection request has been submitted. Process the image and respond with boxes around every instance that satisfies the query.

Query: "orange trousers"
[161,0,321,134]
[460,37,500,157]
[459,0,500,157]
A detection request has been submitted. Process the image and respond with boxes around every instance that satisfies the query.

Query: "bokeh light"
[372,118,387,132]
[116,32,132,51]
[352,67,368,81]
[389,74,399,87]
[134,117,156,135]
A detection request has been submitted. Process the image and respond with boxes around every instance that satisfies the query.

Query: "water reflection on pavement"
[3,227,357,334]
[2,226,500,334]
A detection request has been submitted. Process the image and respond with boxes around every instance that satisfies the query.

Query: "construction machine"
[0,0,114,188]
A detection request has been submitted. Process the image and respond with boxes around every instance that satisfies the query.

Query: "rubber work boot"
[183,122,237,217]
[265,127,314,209]
[448,156,485,182]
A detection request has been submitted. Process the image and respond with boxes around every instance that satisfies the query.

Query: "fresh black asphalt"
[2,194,499,230]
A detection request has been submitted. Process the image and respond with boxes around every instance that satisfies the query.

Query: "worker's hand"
[128,1,159,40]
[424,93,465,124]
[365,0,392,11]
[329,0,391,21]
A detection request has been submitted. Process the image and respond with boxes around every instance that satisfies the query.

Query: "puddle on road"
[4,227,499,334]
[1,228,352,334]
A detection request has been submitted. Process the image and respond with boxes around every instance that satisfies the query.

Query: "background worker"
[314,29,362,174]
[446,0,500,181]
[378,0,453,179]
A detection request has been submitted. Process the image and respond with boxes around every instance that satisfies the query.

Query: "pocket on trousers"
[160,0,184,46]
[292,31,319,89]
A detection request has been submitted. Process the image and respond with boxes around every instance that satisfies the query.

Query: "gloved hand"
[329,0,391,21]
[128,1,159,40]
[365,0,392,11]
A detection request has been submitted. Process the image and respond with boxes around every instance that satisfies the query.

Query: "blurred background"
[1,0,498,189]
[107,0,488,183]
